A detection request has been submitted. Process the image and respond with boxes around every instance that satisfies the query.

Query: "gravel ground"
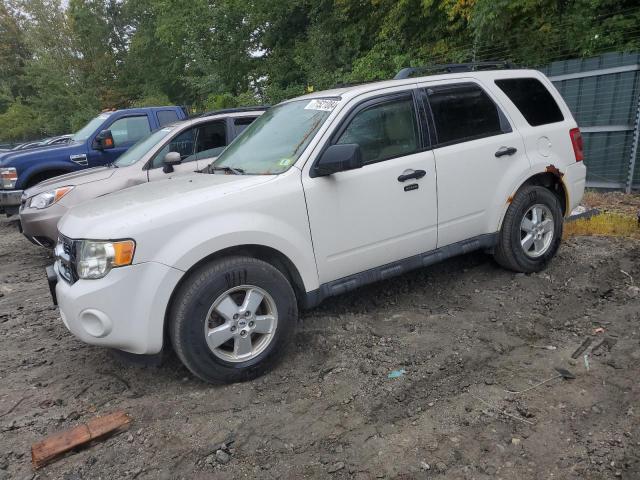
[1,216,639,480]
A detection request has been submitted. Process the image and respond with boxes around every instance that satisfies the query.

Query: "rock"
[591,405,602,414]
[215,449,231,464]
[435,462,447,473]
[126,434,134,443]
[511,438,521,446]
[420,461,430,470]
[328,462,345,473]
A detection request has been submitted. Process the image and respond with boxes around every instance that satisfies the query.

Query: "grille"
[55,235,78,284]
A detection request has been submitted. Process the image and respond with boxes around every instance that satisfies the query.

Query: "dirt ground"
[1,216,639,480]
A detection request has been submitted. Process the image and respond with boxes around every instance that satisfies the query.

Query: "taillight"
[569,128,584,162]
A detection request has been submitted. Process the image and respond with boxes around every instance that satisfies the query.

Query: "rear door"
[302,89,438,284]
[419,80,529,247]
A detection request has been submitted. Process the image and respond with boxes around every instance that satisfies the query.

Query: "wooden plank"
[31,411,131,469]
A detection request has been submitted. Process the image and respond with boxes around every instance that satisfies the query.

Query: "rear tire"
[169,256,298,384]
[494,186,563,273]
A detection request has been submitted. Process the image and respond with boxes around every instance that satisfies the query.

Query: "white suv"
[50,65,586,383]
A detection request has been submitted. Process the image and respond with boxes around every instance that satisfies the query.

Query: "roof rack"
[194,105,270,118]
[394,61,516,80]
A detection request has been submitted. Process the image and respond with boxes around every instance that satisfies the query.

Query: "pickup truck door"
[302,89,438,284]
[147,120,228,181]
[87,114,152,167]
[418,80,529,247]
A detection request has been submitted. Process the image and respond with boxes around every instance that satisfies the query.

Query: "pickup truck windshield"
[113,126,176,167]
[71,113,113,142]
[212,98,338,175]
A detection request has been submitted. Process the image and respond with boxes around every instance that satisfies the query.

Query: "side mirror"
[312,144,363,177]
[92,130,114,150]
[162,151,182,174]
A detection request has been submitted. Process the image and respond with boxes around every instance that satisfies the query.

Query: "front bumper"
[0,189,22,215]
[55,261,183,355]
[20,202,68,247]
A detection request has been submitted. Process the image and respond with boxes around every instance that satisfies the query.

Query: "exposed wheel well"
[163,245,307,347]
[25,169,70,189]
[517,172,568,216]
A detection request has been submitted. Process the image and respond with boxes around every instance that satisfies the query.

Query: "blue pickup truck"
[0,106,187,215]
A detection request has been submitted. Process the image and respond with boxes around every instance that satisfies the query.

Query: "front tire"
[494,186,563,273]
[169,256,298,384]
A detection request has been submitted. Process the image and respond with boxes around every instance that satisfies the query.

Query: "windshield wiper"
[211,166,244,175]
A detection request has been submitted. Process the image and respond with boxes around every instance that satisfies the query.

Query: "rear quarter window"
[494,78,564,126]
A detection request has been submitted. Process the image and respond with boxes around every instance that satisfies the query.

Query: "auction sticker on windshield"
[305,99,339,111]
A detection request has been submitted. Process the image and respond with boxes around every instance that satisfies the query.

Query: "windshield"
[212,98,338,175]
[114,126,176,167]
[71,113,113,142]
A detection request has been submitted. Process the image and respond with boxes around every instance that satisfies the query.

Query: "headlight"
[29,186,74,209]
[76,239,136,279]
[0,167,17,189]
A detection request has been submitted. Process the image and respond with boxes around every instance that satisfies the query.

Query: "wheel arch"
[163,244,308,347]
[498,170,569,232]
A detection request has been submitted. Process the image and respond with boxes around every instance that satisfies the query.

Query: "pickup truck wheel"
[494,186,563,273]
[169,256,297,384]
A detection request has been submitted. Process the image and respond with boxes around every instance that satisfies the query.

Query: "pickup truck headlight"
[76,239,136,279]
[0,168,17,189]
[29,186,74,209]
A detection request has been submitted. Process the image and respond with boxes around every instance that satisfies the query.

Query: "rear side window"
[157,110,179,127]
[234,117,257,136]
[336,96,419,164]
[495,78,564,126]
[426,83,509,146]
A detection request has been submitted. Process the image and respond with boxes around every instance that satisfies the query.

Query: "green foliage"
[0,101,43,142]
[1,0,639,143]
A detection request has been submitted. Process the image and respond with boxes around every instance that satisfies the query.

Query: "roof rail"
[194,105,270,118]
[394,61,516,80]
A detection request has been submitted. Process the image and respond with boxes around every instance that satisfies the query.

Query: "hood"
[58,172,276,239]
[0,141,81,167]
[23,166,116,198]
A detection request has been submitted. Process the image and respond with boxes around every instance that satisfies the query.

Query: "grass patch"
[564,212,640,239]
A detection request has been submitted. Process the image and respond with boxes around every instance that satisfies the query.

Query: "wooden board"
[31,410,132,469]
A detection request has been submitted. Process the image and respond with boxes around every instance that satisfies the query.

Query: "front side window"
[495,78,564,126]
[151,127,197,168]
[193,121,227,161]
[114,126,177,167]
[109,116,151,146]
[212,99,336,175]
[234,117,257,136]
[336,96,419,164]
[72,113,112,142]
[427,83,508,146]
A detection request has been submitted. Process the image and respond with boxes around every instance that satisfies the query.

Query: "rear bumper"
[563,161,587,214]
[0,189,22,215]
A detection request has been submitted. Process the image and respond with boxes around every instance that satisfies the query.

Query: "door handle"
[495,146,518,157]
[397,169,426,182]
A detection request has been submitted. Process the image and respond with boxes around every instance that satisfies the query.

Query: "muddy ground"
[0,217,639,480]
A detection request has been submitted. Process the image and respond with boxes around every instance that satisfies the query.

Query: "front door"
[147,120,228,181]
[88,114,152,167]
[302,91,438,284]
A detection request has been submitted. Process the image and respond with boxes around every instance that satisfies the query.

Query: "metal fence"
[540,52,640,192]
